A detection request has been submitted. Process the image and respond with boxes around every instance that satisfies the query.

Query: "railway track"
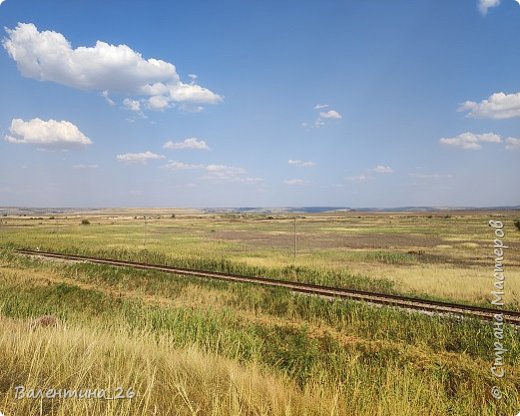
[15,248,520,325]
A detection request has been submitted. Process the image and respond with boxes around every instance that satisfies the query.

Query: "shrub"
[514,220,520,232]
[81,219,91,225]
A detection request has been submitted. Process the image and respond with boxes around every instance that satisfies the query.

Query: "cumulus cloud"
[0,0,7,6]
[116,151,165,164]
[288,159,316,168]
[2,23,222,112]
[283,179,307,186]
[304,105,343,128]
[4,118,92,149]
[168,83,220,103]
[439,132,501,150]
[123,98,141,112]
[505,137,520,150]
[147,95,170,111]
[163,138,210,150]
[478,0,500,15]
[319,110,342,120]
[370,165,394,174]
[459,92,520,119]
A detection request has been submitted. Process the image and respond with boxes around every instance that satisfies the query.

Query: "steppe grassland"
[0,210,519,414]
[1,209,519,306]
[0,247,518,415]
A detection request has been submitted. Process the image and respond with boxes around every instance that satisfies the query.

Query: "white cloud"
[168,83,221,104]
[459,92,520,119]
[204,164,260,183]
[304,105,343,128]
[116,151,165,164]
[73,164,98,169]
[101,90,115,106]
[478,0,500,15]
[0,0,7,6]
[205,164,242,175]
[230,176,263,184]
[3,23,222,112]
[319,110,342,119]
[370,165,394,174]
[147,95,170,111]
[164,161,261,183]
[344,165,392,183]
[163,138,210,150]
[123,98,141,112]
[505,137,520,150]
[439,132,501,150]
[345,174,371,183]
[3,23,175,91]
[288,159,316,168]
[4,118,92,148]
[181,105,204,113]
[164,161,204,170]
[284,179,307,186]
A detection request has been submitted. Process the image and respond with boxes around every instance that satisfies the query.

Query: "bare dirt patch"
[207,230,445,250]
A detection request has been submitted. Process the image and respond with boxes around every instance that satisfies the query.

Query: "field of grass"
[1,209,519,306]
[0,209,519,414]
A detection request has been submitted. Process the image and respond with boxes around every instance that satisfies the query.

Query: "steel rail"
[14,249,520,324]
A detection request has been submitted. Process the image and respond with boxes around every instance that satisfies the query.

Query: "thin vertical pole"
[293,216,297,260]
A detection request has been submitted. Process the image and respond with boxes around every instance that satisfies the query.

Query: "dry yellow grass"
[345,263,520,306]
[3,314,513,416]
[0,317,337,416]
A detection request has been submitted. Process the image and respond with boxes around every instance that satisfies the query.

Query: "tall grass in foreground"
[0,317,323,415]
[1,316,515,416]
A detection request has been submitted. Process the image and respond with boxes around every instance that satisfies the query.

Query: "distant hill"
[203,206,520,214]
[1,205,519,216]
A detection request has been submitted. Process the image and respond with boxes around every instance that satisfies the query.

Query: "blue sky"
[0,0,519,208]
